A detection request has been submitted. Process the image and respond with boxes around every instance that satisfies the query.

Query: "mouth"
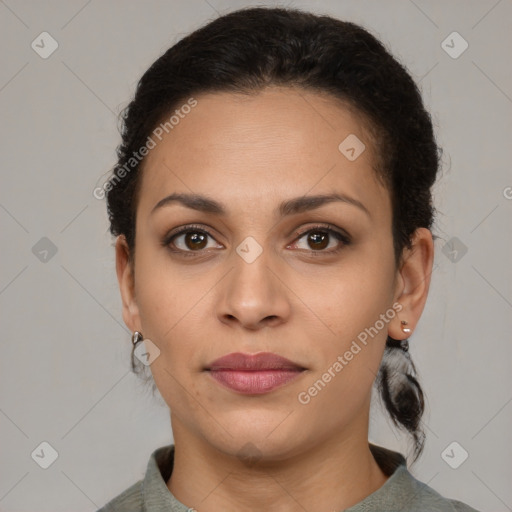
[204,352,306,395]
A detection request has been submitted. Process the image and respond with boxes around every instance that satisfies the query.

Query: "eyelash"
[162,223,351,258]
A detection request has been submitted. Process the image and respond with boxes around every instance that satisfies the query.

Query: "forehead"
[136,86,389,219]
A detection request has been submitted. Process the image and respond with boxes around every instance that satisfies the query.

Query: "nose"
[216,249,291,331]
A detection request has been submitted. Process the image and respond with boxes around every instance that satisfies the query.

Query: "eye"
[288,225,350,255]
[163,223,350,257]
[163,225,223,255]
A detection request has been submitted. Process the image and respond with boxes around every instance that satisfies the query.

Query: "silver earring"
[130,331,145,372]
[132,331,144,346]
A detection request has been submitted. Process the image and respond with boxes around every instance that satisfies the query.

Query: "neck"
[166,414,389,511]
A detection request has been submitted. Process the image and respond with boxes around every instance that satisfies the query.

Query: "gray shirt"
[97,444,480,511]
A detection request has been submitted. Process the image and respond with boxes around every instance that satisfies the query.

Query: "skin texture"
[115,86,434,511]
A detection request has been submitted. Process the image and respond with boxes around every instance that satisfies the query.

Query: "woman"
[98,6,479,511]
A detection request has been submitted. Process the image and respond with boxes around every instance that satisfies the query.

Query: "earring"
[130,331,145,372]
[132,331,144,346]
[401,320,412,335]
[385,319,412,352]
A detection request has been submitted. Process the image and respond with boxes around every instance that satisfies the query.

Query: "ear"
[115,235,141,333]
[389,227,434,340]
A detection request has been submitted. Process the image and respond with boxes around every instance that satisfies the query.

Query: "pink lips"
[206,352,306,394]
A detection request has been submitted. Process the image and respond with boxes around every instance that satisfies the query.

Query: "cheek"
[133,249,202,375]
[305,242,396,338]
[136,268,206,415]
[298,242,395,403]
[134,242,202,334]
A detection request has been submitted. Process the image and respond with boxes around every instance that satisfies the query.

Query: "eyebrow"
[150,192,370,218]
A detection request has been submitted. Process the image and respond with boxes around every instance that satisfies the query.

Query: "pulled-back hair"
[105,6,441,462]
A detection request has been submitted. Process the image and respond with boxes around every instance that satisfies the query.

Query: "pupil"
[309,231,328,250]
[186,232,207,250]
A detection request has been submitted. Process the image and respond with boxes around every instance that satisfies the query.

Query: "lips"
[205,352,306,394]
[206,352,305,371]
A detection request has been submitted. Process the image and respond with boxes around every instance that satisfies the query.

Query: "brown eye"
[289,226,350,254]
[164,226,222,254]
[306,231,330,250]
[183,231,208,250]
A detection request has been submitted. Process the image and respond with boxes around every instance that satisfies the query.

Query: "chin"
[203,416,308,463]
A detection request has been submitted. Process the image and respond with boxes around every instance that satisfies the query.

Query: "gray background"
[1,0,511,510]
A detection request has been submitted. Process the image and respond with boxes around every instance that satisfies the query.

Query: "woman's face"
[118,86,406,460]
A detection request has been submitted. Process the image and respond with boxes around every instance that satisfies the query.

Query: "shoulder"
[95,443,176,512]
[450,500,481,512]
[361,445,481,512]
[96,479,143,512]
[398,467,480,512]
